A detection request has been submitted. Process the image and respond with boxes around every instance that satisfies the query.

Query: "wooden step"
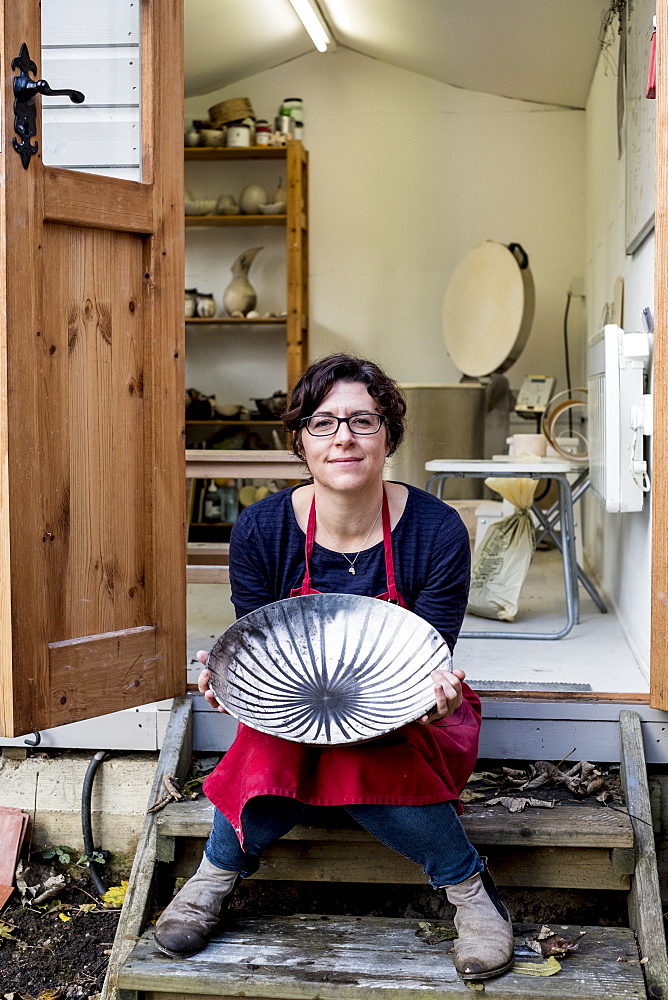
[157,798,633,847]
[157,799,635,891]
[118,915,645,1000]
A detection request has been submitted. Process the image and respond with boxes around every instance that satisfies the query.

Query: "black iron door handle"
[11,42,86,169]
[15,77,85,105]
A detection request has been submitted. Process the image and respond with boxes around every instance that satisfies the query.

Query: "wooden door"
[0,0,185,736]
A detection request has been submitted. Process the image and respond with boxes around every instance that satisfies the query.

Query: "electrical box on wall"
[587,324,651,513]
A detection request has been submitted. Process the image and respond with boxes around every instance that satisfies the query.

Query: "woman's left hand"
[418,668,466,724]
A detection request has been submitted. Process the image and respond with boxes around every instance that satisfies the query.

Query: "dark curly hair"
[283,354,406,460]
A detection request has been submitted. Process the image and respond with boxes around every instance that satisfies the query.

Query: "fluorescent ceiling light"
[288,0,331,52]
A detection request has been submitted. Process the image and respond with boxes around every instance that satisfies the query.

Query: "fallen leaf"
[487,796,555,813]
[585,776,608,796]
[101,881,129,909]
[415,920,457,944]
[464,981,485,991]
[32,874,67,907]
[525,938,543,955]
[541,935,582,958]
[78,903,97,913]
[37,991,63,1000]
[537,925,554,940]
[0,923,16,940]
[57,912,70,922]
[513,956,562,977]
[460,789,487,803]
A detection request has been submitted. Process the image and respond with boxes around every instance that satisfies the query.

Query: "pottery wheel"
[206,593,452,745]
[442,241,535,378]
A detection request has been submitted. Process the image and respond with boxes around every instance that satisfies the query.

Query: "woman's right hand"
[196,649,229,714]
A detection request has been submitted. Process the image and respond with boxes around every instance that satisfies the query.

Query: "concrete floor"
[187,547,649,696]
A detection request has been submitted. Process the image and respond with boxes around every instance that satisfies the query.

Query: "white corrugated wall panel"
[41,0,141,179]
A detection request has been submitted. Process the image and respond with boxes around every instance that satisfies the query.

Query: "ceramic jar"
[185,288,198,318]
[196,293,216,318]
[256,120,271,145]
[226,123,251,148]
[239,184,268,214]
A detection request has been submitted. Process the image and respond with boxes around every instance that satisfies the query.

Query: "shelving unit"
[184,142,309,542]
[184,141,308,389]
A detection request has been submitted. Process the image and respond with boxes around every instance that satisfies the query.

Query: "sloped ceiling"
[185,0,612,108]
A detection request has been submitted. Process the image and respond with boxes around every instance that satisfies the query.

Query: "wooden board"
[101,697,192,1000]
[619,710,668,996]
[185,450,309,480]
[169,837,628,890]
[652,0,668,711]
[157,799,633,849]
[118,917,645,999]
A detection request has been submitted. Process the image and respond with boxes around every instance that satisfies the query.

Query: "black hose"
[81,750,108,897]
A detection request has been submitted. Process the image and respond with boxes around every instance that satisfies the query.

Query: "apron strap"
[298,496,317,595]
[381,487,399,602]
[298,487,398,599]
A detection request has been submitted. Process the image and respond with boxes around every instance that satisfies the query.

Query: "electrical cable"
[563,292,573,435]
[81,750,109,897]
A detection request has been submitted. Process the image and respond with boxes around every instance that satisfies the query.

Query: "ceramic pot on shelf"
[239,184,268,214]
[196,293,216,318]
[216,194,238,215]
[223,247,263,316]
[185,288,198,318]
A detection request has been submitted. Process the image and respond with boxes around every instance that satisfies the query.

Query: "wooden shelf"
[185,317,287,325]
[185,214,285,227]
[190,521,235,528]
[186,420,283,426]
[185,147,287,161]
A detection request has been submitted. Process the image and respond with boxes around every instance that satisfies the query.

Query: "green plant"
[41,846,107,868]
[41,845,76,865]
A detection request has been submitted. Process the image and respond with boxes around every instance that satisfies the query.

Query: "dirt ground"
[0,873,120,999]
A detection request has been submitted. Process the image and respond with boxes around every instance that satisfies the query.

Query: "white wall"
[583,48,654,672]
[184,48,585,400]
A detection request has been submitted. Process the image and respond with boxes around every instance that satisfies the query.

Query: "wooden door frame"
[652,0,668,709]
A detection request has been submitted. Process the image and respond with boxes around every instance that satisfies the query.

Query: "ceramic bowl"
[206,593,450,745]
[217,404,244,418]
[258,202,286,215]
[185,200,217,216]
[199,128,225,147]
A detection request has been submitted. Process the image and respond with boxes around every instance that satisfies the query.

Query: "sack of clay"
[467,477,538,621]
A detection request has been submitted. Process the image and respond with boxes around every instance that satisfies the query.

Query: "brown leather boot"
[444,865,514,980]
[154,855,238,958]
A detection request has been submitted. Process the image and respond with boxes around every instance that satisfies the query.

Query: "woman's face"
[299,380,390,494]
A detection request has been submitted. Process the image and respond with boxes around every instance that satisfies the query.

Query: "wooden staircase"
[102,698,668,1000]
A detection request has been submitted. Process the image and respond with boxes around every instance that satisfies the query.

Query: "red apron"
[204,488,481,848]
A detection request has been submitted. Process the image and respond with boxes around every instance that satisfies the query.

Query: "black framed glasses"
[300,413,386,437]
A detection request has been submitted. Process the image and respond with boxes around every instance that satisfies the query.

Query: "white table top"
[425,458,583,475]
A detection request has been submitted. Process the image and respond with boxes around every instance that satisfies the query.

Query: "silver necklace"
[320,506,382,576]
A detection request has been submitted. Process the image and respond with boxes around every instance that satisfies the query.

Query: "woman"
[155,354,513,980]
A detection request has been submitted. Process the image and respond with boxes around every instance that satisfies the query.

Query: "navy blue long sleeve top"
[228,483,471,653]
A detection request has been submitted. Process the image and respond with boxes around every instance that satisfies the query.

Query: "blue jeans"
[205,797,482,888]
